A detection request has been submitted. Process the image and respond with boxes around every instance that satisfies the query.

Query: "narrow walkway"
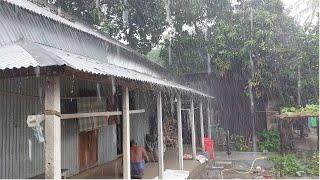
[71,146,200,179]
[143,147,200,179]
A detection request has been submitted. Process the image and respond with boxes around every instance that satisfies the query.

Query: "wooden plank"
[157,92,164,178]
[177,94,183,170]
[190,99,196,159]
[60,109,145,120]
[44,76,61,179]
[122,87,130,179]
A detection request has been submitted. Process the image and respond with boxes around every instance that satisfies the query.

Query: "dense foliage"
[258,130,280,152]
[49,0,318,107]
[270,154,305,176]
[158,0,318,107]
[53,0,167,54]
[234,135,250,151]
[306,152,320,175]
[271,153,320,177]
[281,104,319,116]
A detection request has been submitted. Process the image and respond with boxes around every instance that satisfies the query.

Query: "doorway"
[79,129,99,170]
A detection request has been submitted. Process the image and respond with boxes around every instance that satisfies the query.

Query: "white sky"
[281,0,318,25]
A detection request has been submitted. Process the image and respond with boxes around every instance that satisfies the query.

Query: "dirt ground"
[188,129,319,179]
[294,128,319,159]
[189,151,274,179]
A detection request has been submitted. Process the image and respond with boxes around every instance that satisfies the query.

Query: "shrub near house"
[258,130,280,152]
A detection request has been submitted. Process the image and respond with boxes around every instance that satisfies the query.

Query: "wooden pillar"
[207,101,211,138]
[177,94,183,169]
[122,87,130,179]
[157,92,164,178]
[190,99,196,159]
[45,76,61,179]
[199,101,205,152]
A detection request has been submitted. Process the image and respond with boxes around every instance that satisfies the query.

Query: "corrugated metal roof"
[4,0,122,47]
[3,0,163,69]
[0,41,213,98]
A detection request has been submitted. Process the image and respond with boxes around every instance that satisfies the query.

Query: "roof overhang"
[0,41,214,99]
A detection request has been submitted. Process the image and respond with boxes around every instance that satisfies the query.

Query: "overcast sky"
[281,0,317,25]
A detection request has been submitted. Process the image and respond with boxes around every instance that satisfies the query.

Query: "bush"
[270,154,305,176]
[234,135,250,152]
[258,130,280,152]
[306,152,319,175]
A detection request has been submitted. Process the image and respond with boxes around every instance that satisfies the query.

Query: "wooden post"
[45,76,61,179]
[190,99,196,159]
[122,87,130,179]
[177,94,183,169]
[199,101,205,152]
[157,92,164,178]
[207,101,211,138]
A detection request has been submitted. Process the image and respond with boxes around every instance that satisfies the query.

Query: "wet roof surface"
[0,0,213,98]
[0,41,213,98]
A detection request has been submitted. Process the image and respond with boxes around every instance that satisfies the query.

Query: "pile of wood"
[163,117,178,148]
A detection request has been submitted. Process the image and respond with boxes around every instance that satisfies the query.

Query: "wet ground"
[189,151,274,179]
[71,146,200,179]
[295,128,318,160]
[71,142,318,179]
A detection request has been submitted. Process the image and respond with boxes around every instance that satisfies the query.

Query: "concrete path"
[143,147,200,179]
[71,146,200,179]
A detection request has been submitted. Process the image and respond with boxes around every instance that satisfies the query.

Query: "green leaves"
[306,152,320,175]
[258,130,280,152]
[271,152,319,177]
[55,0,318,106]
[270,154,306,176]
[280,104,319,116]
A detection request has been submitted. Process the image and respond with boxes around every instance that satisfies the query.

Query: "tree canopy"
[49,0,318,106]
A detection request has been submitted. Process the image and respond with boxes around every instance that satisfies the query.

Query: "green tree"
[160,0,233,75]
[52,0,167,54]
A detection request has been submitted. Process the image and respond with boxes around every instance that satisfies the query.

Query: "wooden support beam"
[177,94,183,170]
[200,101,205,152]
[190,99,196,159]
[61,109,145,120]
[122,87,130,179]
[44,76,61,179]
[207,101,211,138]
[157,92,164,178]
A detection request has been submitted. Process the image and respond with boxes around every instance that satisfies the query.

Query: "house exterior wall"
[130,91,154,147]
[98,124,117,164]
[0,76,117,178]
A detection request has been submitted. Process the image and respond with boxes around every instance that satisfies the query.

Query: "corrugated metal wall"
[130,91,154,147]
[0,76,45,178]
[0,76,117,178]
[98,124,117,164]
[61,119,79,176]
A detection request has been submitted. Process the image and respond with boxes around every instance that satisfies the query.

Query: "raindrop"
[34,66,40,77]
[111,77,116,95]
[96,82,102,101]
